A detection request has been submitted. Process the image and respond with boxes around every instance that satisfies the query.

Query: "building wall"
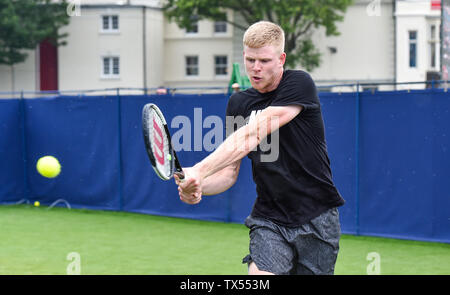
[0,50,37,94]
[309,0,395,90]
[145,8,165,89]
[58,6,146,91]
[231,13,247,77]
[395,0,441,89]
[0,1,444,94]
[163,11,233,89]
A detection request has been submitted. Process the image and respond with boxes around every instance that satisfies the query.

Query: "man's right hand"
[174,167,203,205]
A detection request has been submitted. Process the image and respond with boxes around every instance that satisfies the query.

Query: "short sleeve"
[226,94,237,117]
[270,71,319,111]
[225,92,243,135]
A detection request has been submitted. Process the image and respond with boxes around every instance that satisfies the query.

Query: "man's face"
[244,45,286,93]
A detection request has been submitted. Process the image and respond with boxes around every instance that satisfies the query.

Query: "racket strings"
[148,110,172,178]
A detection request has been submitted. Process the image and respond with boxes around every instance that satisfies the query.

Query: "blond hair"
[243,21,285,53]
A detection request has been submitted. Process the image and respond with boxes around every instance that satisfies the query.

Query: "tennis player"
[174,21,345,275]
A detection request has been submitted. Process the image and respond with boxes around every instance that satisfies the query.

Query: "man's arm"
[196,105,302,179]
[176,105,302,204]
[176,160,241,204]
[202,160,241,196]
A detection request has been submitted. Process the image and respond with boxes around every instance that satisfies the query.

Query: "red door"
[39,40,58,91]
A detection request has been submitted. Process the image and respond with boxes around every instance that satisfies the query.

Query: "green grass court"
[0,205,448,275]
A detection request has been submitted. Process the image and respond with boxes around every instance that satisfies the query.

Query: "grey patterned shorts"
[242,207,341,275]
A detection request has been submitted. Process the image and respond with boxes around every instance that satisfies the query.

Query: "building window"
[214,21,227,33]
[186,16,199,34]
[214,55,228,76]
[409,31,417,68]
[102,15,119,32]
[186,21,198,34]
[185,56,199,76]
[429,24,439,69]
[103,57,120,78]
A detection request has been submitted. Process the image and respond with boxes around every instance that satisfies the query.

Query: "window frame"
[185,55,199,77]
[213,21,227,34]
[408,30,418,68]
[214,55,228,77]
[101,56,120,79]
[100,14,120,33]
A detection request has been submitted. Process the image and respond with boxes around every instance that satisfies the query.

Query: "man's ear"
[280,52,286,66]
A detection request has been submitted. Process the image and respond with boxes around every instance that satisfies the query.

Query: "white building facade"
[0,0,445,94]
[309,0,396,91]
[163,10,234,90]
[395,0,442,89]
[59,5,165,91]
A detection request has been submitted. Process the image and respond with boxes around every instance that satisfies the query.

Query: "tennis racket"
[142,103,185,181]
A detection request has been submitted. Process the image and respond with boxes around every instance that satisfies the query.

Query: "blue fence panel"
[358,90,434,240]
[0,89,448,243]
[0,99,25,203]
[431,91,450,242]
[357,90,450,242]
[320,92,358,235]
[23,96,121,210]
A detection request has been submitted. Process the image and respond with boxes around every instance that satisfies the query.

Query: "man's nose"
[253,60,262,71]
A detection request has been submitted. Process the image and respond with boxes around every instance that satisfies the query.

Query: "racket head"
[142,103,175,180]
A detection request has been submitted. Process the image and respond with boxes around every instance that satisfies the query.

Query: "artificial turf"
[0,205,448,275]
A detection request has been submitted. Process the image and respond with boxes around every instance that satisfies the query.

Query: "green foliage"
[164,0,354,70]
[0,0,70,66]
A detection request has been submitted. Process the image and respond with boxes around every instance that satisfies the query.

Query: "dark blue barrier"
[320,92,359,235]
[23,96,121,210]
[357,90,450,242]
[0,99,25,203]
[0,89,448,243]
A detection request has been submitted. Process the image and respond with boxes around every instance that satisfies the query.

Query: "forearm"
[195,122,259,179]
[182,106,300,202]
[202,162,241,196]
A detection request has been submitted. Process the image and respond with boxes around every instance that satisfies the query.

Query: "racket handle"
[174,171,185,180]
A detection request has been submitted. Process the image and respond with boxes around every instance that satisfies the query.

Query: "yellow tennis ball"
[36,156,61,178]
[34,201,40,207]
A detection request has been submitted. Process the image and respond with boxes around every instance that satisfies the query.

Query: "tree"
[164,0,353,70]
[0,0,70,91]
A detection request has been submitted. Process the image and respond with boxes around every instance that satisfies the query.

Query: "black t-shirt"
[226,70,345,227]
